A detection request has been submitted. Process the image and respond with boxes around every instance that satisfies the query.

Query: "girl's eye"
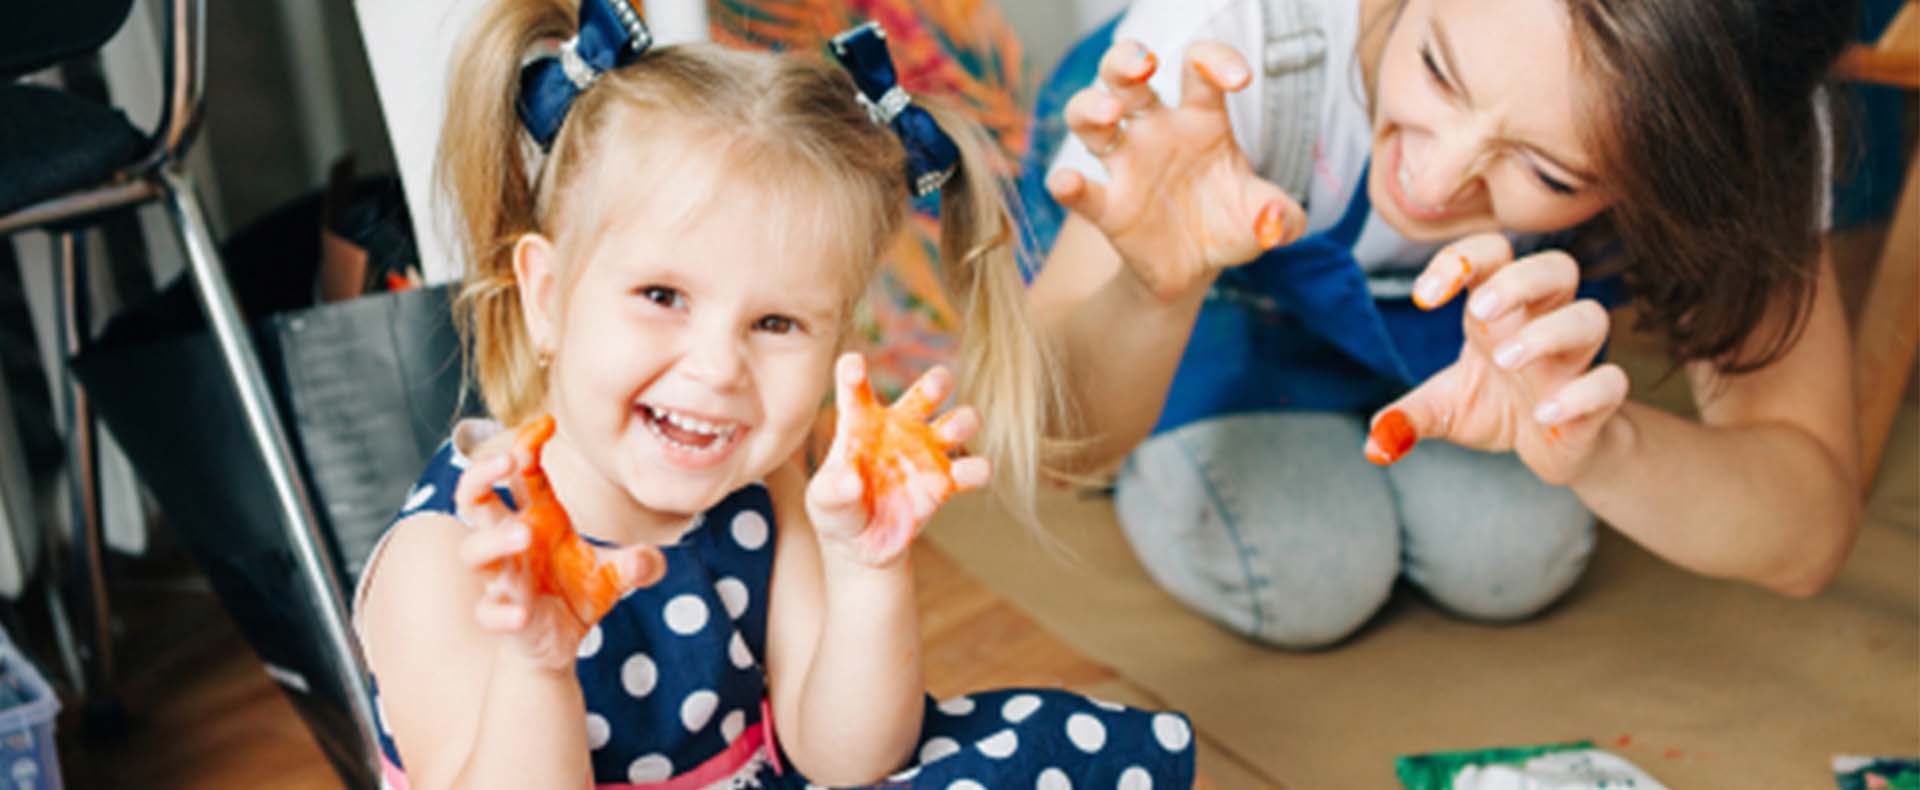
[754,315,800,334]
[1534,168,1577,196]
[638,286,683,308]
[1419,45,1450,93]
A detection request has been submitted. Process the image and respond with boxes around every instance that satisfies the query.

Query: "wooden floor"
[34,542,1178,788]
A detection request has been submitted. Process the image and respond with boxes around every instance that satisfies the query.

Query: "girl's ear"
[512,232,561,355]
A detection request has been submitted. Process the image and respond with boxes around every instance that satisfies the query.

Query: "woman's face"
[1368,0,1615,242]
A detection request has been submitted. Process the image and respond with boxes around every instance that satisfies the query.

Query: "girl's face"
[1367,0,1614,242]
[520,149,855,524]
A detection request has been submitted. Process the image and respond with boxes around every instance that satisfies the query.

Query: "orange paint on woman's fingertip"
[1137,49,1158,79]
[1255,202,1291,249]
[1364,409,1418,465]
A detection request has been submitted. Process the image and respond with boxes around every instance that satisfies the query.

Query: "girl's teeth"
[653,406,737,438]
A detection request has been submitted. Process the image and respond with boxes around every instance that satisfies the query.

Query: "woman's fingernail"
[1412,275,1447,310]
[1364,409,1418,466]
[1493,341,1527,370]
[1255,202,1290,248]
[1136,48,1157,76]
[1469,290,1502,320]
[1534,400,1564,425]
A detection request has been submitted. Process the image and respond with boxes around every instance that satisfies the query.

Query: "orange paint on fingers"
[1413,254,1473,311]
[512,415,633,627]
[1364,409,1418,466]
[844,371,960,559]
[1255,201,1293,249]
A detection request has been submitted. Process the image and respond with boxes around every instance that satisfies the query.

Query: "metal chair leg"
[50,230,118,709]
[157,168,381,783]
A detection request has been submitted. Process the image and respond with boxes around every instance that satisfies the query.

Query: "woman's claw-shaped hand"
[1367,233,1631,486]
[456,415,666,670]
[1046,38,1306,300]
[807,354,990,567]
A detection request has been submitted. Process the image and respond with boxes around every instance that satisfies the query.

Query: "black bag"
[69,178,476,786]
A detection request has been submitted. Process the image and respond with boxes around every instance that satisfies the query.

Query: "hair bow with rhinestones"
[516,0,653,149]
[829,22,961,198]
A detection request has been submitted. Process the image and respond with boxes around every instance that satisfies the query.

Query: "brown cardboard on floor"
[925,402,1918,788]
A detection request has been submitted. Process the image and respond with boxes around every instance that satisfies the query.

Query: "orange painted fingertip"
[1255,202,1291,249]
[1364,409,1418,466]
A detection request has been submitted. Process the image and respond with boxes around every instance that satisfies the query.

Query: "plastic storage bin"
[0,639,61,790]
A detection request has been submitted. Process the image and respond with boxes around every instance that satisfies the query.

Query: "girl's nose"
[680,327,747,390]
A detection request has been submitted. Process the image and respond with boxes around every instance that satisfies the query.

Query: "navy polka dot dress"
[358,422,1196,789]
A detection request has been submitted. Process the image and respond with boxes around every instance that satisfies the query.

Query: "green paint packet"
[1397,741,1667,789]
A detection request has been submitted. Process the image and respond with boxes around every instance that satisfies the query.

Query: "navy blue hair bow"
[829,22,960,198]
[515,0,653,150]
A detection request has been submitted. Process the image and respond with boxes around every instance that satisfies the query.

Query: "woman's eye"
[754,315,800,334]
[1419,45,1449,93]
[1534,168,1577,196]
[638,286,683,308]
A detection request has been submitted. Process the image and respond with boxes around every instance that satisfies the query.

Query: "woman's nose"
[1409,125,1488,210]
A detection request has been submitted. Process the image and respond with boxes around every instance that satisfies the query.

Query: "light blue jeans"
[1114,412,1595,649]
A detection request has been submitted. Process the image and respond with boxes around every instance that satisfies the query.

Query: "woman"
[1032,0,1862,648]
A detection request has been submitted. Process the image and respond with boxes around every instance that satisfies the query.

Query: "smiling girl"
[1034,0,1860,648]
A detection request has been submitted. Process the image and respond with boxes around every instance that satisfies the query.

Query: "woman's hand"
[1368,233,1630,486]
[454,443,666,672]
[1046,38,1306,300]
[806,354,990,567]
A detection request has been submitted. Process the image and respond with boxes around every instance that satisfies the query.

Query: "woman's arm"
[1573,250,1861,595]
[1380,235,1862,596]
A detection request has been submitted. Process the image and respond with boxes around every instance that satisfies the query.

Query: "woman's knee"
[1114,413,1401,648]
[1389,444,1597,621]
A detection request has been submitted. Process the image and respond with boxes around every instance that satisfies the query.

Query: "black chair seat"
[0,84,147,216]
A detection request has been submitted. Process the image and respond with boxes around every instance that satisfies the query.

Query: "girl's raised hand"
[1046,39,1306,300]
[455,421,666,671]
[806,354,991,567]
[1367,233,1631,486]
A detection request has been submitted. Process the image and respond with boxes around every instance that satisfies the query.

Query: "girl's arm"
[1035,37,1305,473]
[360,514,593,790]
[1380,235,1862,595]
[763,355,990,785]
[1574,250,1860,594]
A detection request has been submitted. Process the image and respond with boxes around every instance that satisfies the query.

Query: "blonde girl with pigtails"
[352,1,1197,788]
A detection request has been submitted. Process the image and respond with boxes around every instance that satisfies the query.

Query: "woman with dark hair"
[1032,0,1861,648]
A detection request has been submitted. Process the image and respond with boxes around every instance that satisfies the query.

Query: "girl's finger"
[1412,233,1516,310]
[1489,299,1611,373]
[890,365,953,423]
[1466,250,1580,323]
[1533,363,1630,428]
[1098,39,1163,116]
[949,456,991,491]
[930,406,980,447]
[612,545,668,592]
[453,452,516,529]
[473,599,529,632]
[1064,88,1127,159]
[1047,169,1110,225]
[458,520,532,570]
[1178,40,1253,112]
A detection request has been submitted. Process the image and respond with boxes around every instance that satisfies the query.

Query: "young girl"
[1032,0,1860,648]
[354,2,1195,787]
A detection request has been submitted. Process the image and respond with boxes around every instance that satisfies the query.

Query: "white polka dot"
[627,754,673,783]
[621,653,657,698]
[948,781,986,790]
[720,709,745,743]
[731,510,769,550]
[976,728,1018,759]
[890,766,922,782]
[1152,713,1191,752]
[714,577,750,620]
[664,594,709,635]
[1117,766,1151,790]
[1037,768,1073,790]
[728,632,754,669]
[938,695,976,716]
[681,690,719,732]
[1066,713,1106,753]
[448,449,470,470]
[919,736,960,762]
[1089,697,1125,712]
[585,713,611,750]
[402,484,435,512]
[576,625,603,659]
[1002,694,1042,723]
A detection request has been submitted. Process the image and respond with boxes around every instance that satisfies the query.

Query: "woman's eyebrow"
[1432,16,1597,183]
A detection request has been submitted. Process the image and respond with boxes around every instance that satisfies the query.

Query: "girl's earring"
[536,345,554,369]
